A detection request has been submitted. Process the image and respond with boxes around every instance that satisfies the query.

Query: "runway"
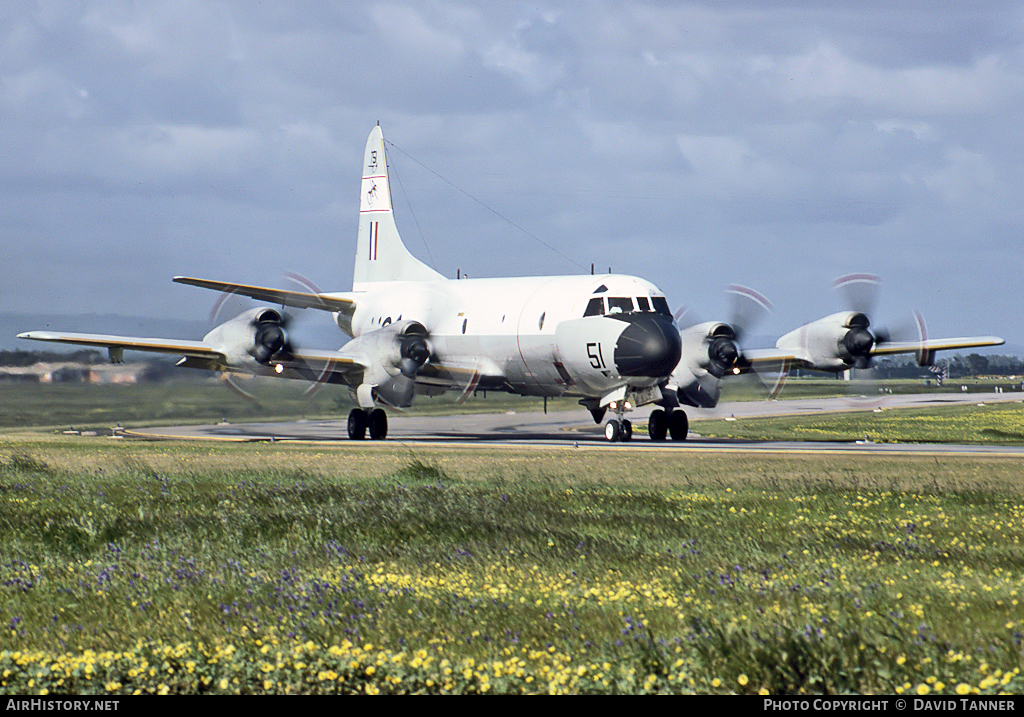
[127,390,1024,456]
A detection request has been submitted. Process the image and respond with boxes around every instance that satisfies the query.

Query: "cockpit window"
[607,297,634,314]
[587,296,664,317]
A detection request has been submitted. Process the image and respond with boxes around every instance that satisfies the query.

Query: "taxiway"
[126,390,1024,456]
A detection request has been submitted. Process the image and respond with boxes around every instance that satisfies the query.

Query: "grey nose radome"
[613,313,682,377]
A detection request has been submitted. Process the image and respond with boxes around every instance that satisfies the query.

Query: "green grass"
[697,400,1024,444]
[718,374,1020,403]
[1,439,1022,694]
[4,373,1022,437]
[0,379,563,432]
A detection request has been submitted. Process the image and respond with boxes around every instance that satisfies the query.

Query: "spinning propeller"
[209,273,334,404]
[830,273,933,410]
[673,283,773,374]
[670,284,776,407]
[832,273,926,370]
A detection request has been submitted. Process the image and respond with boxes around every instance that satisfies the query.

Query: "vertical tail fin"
[353,126,445,289]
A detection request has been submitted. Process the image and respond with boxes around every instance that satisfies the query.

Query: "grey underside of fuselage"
[418,333,589,398]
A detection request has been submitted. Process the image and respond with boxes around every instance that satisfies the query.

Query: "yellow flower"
[738,674,749,686]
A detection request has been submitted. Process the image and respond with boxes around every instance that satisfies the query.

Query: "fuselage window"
[651,297,671,315]
[636,297,651,312]
[607,297,634,314]
[584,297,604,317]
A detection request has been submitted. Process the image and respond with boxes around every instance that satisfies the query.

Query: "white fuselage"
[333,273,674,400]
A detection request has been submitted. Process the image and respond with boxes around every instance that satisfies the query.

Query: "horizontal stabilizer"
[173,277,355,313]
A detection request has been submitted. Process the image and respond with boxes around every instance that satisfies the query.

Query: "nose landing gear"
[604,417,632,442]
[603,399,634,442]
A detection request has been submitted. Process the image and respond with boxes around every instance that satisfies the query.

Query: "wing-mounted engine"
[775,311,875,372]
[668,321,741,408]
[197,307,298,370]
[341,319,431,408]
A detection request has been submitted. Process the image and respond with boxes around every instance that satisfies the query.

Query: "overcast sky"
[3,1,1022,349]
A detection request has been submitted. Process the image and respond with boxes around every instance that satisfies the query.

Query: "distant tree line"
[872,354,1024,379]
[0,349,104,366]
[0,350,182,383]
[940,354,1023,378]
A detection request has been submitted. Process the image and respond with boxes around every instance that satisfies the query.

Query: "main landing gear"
[604,401,689,443]
[347,407,388,440]
[607,409,687,442]
[647,408,688,442]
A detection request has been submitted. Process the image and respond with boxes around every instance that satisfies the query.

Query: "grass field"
[3,374,1020,433]
[2,378,1023,694]
[697,401,1024,445]
[0,379,562,432]
[1,436,1023,695]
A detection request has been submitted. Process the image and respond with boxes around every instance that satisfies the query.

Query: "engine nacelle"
[343,319,431,408]
[667,322,741,408]
[776,311,874,372]
[202,307,292,369]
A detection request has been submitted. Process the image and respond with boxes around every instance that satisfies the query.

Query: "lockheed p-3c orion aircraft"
[19,126,1003,442]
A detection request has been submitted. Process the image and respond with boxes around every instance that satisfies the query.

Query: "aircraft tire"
[621,419,632,442]
[669,410,688,441]
[347,409,367,440]
[604,419,621,442]
[648,409,667,441]
[368,408,388,440]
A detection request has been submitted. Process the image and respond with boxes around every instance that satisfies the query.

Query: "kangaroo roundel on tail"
[353,126,445,290]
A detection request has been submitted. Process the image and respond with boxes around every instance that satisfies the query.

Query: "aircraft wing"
[253,348,364,386]
[742,335,1004,367]
[732,348,799,398]
[741,348,800,366]
[17,330,368,387]
[869,336,1005,357]
[17,331,224,362]
[173,276,355,313]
